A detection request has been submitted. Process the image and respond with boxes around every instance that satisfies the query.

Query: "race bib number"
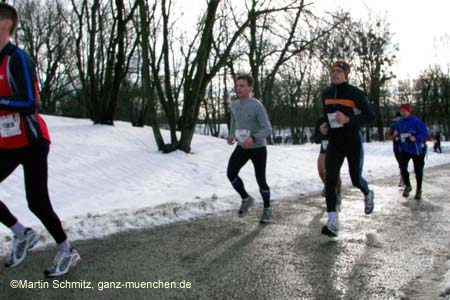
[400,133,411,142]
[235,129,251,143]
[321,140,329,151]
[327,112,343,128]
[0,113,21,137]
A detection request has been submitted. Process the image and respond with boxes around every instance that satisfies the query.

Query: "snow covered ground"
[1,115,449,292]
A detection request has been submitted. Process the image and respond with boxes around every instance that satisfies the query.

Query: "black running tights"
[0,140,67,244]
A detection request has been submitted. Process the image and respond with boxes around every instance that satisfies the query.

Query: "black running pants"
[0,140,67,244]
[227,145,270,197]
[325,137,370,212]
[399,151,425,191]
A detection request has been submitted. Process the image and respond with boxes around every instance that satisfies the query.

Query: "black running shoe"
[403,186,412,197]
[414,190,422,200]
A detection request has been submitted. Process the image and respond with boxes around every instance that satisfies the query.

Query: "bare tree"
[136,0,166,150]
[415,66,450,138]
[146,0,293,152]
[70,0,139,125]
[314,10,353,67]
[351,17,398,141]
[239,0,346,143]
[16,0,74,114]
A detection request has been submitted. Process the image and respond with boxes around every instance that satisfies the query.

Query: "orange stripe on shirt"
[325,99,356,108]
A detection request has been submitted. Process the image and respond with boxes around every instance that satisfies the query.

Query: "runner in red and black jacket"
[0,3,79,276]
[0,41,50,148]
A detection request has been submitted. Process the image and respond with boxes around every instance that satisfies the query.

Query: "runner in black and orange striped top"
[319,60,375,237]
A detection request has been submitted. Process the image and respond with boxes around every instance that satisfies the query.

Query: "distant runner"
[393,104,429,200]
[433,132,442,153]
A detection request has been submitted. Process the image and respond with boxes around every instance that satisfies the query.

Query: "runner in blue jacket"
[393,104,429,199]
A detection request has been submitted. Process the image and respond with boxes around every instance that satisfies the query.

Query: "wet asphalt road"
[1,164,450,300]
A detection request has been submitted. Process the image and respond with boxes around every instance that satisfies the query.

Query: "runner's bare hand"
[319,122,328,135]
[335,111,349,124]
[242,137,253,149]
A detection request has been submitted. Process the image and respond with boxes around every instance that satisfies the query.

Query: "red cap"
[400,104,412,113]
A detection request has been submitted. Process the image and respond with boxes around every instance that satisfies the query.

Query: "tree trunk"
[178,0,220,153]
[137,0,165,151]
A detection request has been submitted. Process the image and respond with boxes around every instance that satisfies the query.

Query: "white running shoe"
[321,220,338,237]
[5,228,40,268]
[44,248,81,277]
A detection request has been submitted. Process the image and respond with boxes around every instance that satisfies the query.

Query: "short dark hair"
[235,74,253,87]
[0,3,19,35]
